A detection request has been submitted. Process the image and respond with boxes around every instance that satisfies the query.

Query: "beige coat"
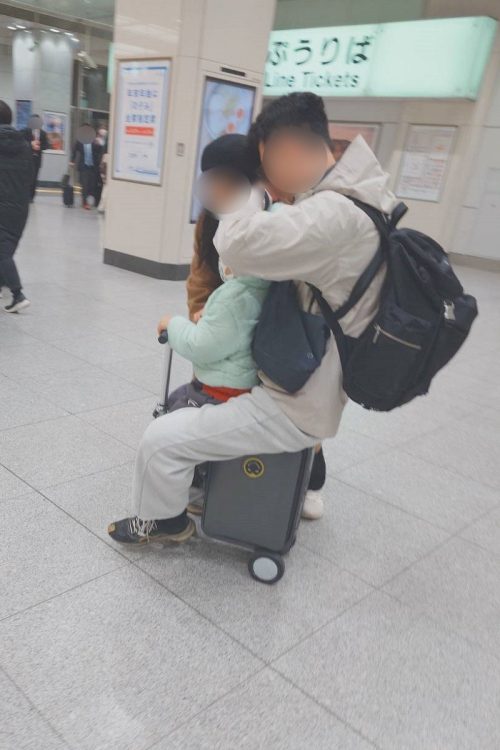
[215,136,399,439]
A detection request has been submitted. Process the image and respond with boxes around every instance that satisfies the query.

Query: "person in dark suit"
[70,129,103,209]
[23,116,49,201]
[0,100,32,312]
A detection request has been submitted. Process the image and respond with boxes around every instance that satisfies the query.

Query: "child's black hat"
[201,134,259,182]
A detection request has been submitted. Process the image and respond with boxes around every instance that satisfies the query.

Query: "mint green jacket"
[167,276,270,389]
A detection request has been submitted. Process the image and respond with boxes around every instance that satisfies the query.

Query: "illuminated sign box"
[265,16,497,99]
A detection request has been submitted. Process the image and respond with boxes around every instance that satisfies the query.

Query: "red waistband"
[201,384,251,402]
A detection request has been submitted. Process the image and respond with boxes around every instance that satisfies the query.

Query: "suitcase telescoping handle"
[153,330,173,419]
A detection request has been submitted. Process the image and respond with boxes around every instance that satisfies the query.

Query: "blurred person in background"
[70,127,104,210]
[23,114,49,202]
[0,100,32,312]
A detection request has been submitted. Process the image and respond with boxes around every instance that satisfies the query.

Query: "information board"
[112,59,171,185]
[396,125,456,202]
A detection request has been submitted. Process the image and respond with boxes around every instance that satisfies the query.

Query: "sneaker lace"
[128,516,158,539]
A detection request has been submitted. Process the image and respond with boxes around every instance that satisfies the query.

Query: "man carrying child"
[108,92,398,545]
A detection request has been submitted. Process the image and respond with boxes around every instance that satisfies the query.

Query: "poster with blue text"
[113,59,171,185]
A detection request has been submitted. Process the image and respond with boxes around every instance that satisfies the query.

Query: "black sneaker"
[107,511,195,545]
[4,293,30,313]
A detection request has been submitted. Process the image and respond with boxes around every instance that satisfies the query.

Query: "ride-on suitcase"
[153,331,313,584]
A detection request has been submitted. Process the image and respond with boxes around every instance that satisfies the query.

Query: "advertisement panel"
[113,59,171,185]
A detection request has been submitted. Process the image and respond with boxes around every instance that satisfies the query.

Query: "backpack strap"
[307,197,407,370]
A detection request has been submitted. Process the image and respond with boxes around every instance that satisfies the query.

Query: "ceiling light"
[71,37,80,42]
[7,25,16,30]
[65,31,72,36]
[16,24,26,29]
[49,28,60,33]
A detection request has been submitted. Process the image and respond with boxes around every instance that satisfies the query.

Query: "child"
[157,261,269,411]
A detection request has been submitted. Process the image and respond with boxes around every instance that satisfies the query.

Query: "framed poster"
[16,100,32,130]
[190,76,256,222]
[42,111,67,153]
[112,58,171,185]
[328,122,379,152]
[396,125,456,202]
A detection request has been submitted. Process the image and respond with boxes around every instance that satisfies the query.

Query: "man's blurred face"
[259,128,329,195]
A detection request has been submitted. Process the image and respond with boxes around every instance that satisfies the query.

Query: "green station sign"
[265,16,497,99]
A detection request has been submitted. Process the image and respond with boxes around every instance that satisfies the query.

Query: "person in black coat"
[0,100,32,312]
[23,116,49,201]
[70,132,103,209]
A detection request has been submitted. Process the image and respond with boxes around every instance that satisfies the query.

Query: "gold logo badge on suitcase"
[242,457,265,479]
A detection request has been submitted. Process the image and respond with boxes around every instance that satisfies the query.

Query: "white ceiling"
[4,0,114,26]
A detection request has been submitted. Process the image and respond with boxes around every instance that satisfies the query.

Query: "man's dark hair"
[249,93,330,148]
[0,100,12,125]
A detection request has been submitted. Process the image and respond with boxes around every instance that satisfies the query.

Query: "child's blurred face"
[259,128,329,195]
[197,168,250,214]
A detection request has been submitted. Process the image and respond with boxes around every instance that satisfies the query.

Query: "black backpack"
[309,198,478,411]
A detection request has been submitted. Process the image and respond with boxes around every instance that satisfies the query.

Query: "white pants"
[132,386,317,520]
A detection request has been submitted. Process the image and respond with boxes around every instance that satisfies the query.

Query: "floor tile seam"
[395,408,480,447]
[45,330,156,363]
[380,586,500,666]
[40,458,135,491]
[328,426,396,455]
[143,664,271,750]
[70,409,149,447]
[7,357,157,407]
[266,663,382,750]
[325,474,458,535]
[0,330,42,348]
[0,455,134,503]
[372,519,471,593]
[0,665,73,749]
[0,565,129,624]
[67,390,157,418]
[294,539,379,589]
[0,461,33,485]
[377,522,500,620]
[0,463,136,563]
[397,443,500,492]
[338,411,467,453]
[0,350,94,380]
[35,483,142,564]
[128,557,269,666]
[69,417,138,450]
[0,386,152,432]
[0,411,75,435]
[264,587,377,667]
[49,280,152,310]
[452,498,500,545]
[73,391,158,421]
[83,360,160,395]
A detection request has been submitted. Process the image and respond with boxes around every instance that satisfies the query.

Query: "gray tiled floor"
[1,195,500,749]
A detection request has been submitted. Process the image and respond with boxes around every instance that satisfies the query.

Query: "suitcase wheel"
[248,551,285,585]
